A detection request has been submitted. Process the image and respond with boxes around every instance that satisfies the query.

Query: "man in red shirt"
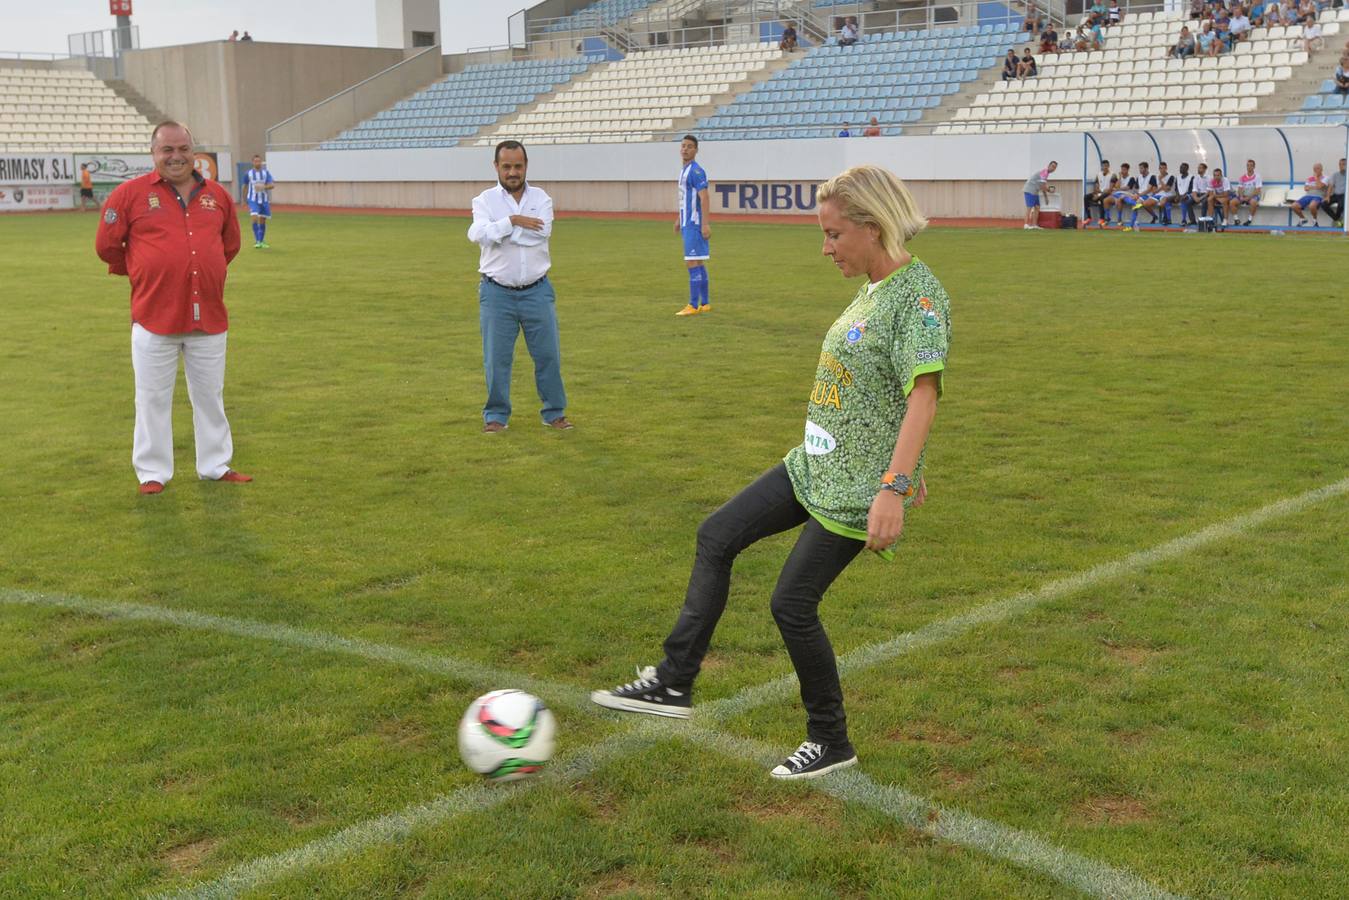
[95,121,251,495]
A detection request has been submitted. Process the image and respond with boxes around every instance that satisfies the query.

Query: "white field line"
[0,589,592,713]
[681,726,1185,900]
[157,724,668,900]
[16,475,1349,897]
[700,474,1349,723]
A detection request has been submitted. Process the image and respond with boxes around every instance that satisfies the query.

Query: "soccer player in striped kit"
[244,154,275,248]
[674,135,712,316]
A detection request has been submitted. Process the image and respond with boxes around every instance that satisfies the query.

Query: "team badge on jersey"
[148,194,160,210]
[917,297,941,328]
[199,195,217,210]
[103,209,117,223]
[845,319,867,344]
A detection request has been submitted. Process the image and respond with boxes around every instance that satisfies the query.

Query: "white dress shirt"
[468,182,553,287]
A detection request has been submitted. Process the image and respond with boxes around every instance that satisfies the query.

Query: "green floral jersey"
[783,258,951,557]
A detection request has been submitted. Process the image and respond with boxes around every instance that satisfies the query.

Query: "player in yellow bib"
[593,166,951,780]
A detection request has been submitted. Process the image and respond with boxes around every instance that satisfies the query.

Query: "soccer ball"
[457,689,556,782]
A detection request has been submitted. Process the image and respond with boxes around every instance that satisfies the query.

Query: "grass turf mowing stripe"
[700,474,1349,724]
[155,476,1348,897]
[0,589,593,713]
[680,726,1187,900]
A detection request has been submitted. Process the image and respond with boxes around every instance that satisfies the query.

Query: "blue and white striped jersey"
[679,161,707,227]
[245,166,274,203]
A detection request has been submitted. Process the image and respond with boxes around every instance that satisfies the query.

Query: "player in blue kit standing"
[675,135,712,316]
[244,154,275,248]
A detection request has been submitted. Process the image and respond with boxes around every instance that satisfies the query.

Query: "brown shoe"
[482,422,508,433]
[217,470,253,483]
[545,416,574,430]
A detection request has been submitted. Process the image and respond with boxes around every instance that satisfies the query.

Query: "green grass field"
[2,210,1347,899]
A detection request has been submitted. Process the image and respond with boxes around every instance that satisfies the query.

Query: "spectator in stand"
[1003,49,1020,79]
[1217,18,1236,53]
[1207,167,1232,224]
[1198,21,1220,55]
[1190,0,1206,19]
[1040,24,1059,54]
[240,31,253,41]
[838,17,859,46]
[1298,0,1318,21]
[1089,0,1108,25]
[1171,25,1197,56]
[1249,1,1267,27]
[1090,19,1107,48]
[863,117,882,137]
[838,122,852,137]
[1023,10,1043,32]
[1059,28,1078,51]
[1333,55,1349,94]
[1229,158,1263,226]
[1288,163,1327,225]
[1085,159,1115,227]
[1302,15,1324,53]
[1278,2,1300,27]
[1230,7,1252,40]
[780,21,798,52]
[1325,158,1346,225]
[1017,47,1039,78]
[1174,162,1200,225]
[227,30,239,41]
[1108,0,1123,25]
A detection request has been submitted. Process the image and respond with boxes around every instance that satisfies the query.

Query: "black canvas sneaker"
[590,665,691,718]
[770,740,858,780]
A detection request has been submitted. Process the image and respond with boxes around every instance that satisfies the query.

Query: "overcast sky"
[5,0,549,57]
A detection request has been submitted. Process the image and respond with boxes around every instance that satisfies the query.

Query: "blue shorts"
[1023,192,1040,208]
[682,223,709,260]
[1111,191,1131,200]
[248,198,271,218]
[1297,195,1320,208]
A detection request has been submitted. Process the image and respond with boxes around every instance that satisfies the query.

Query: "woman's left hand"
[866,491,905,552]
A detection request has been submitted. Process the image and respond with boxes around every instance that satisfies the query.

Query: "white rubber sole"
[770,754,858,780]
[589,691,691,718]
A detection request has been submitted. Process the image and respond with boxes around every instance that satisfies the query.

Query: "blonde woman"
[593,166,952,780]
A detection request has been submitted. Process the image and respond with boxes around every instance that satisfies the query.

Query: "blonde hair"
[816,165,927,259]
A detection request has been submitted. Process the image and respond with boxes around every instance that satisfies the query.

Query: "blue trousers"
[479,276,567,425]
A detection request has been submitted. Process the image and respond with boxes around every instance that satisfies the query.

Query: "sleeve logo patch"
[103,209,117,224]
[845,318,867,344]
[917,297,941,329]
[803,420,838,456]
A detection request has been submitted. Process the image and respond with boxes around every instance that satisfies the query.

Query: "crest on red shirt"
[199,195,218,210]
[148,194,160,209]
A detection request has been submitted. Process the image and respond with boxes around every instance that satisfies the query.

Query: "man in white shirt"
[1229,158,1262,226]
[1173,162,1199,226]
[468,140,572,433]
[1229,10,1251,41]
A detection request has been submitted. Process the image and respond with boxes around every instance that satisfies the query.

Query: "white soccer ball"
[457,689,557,782]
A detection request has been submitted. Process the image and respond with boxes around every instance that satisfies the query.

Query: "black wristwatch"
[879,471,914,497]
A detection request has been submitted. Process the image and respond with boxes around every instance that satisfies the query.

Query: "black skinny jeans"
[656,463,865,747]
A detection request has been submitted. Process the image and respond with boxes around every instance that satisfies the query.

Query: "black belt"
[482,274,547,292]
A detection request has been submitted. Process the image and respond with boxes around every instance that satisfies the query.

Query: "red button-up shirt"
[95,171,241,335]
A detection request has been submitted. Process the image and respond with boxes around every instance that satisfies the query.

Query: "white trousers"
[130,323,234,484]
